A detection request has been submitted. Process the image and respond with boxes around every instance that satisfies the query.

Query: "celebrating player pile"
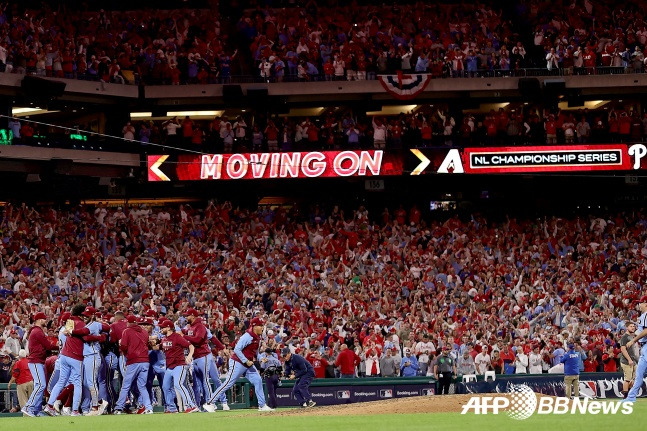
[21,303,277,416]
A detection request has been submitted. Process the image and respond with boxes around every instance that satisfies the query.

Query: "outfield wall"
[1,373,640,416]
[456,373,645,399]
[274,377,436,407]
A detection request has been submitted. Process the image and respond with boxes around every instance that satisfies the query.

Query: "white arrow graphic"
[410,149,430,175]
[150,155,170,181]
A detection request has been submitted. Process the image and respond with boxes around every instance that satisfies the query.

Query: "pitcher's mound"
[272,393,558,416]
[274,394,481,416]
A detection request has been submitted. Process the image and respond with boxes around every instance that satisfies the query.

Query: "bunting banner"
[378,72,432,100]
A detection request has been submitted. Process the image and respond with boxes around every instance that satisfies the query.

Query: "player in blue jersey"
[79,307,110,415]
[624,297,647,402]
[203,317,274,412]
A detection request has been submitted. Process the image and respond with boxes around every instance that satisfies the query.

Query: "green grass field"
[1,401,644,431]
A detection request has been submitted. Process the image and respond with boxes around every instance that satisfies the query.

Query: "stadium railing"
[10,65,646,86]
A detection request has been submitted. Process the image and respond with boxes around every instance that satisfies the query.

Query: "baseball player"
[144,310,167,408]
[183,308,224,408]
[97,312,117,412]
[107,311,128,410]
[282,348,316,408]
[113,317,154,414]
[45,354,59,396]
[22,312,57,417]
[47,312,69,414]
[44,304,91,416]
[158,319,198,413]
[206,327,229,409]
[203,317,274,412]
[624,297,647,402]
[80,307,110,415]
[117,314,146,411]
[110,313,130,378]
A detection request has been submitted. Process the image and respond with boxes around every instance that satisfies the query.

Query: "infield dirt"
[270,393,563,416]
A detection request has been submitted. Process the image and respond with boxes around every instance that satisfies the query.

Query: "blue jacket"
[560,349,580,376]
[284,353,315,379]
[400,355,419,377]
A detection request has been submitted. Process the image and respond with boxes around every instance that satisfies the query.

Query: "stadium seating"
[0,200,638,378]
[1,1,644,85]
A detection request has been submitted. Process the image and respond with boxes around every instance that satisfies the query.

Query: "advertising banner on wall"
[275,383,435,407]
[455,373,644,399]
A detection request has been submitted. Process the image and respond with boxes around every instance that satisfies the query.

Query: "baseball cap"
[145,309,158,318]
[160,320,174,330]
[82,306,97,317]
[186,308,199,317]
[126,314,138,324]
[567,343,575,350]
[33,312,47,321]
[250,317,265,327]
[58,312,71,325]
[281,347,291,356]
[640,296,647,304]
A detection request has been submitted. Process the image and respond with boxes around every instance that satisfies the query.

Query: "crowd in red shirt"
[0,197,642,382]
[3,1,647,85]
[111,103,647,155]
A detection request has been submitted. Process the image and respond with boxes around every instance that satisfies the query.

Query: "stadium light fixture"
[585,100,608,109]
[557,100,609,110]
[130,112,153,118]
[366,105,417,116]
[12,108,42,114]
[12,107,58,117]
[166,110,224,118]
[277,107,326,117]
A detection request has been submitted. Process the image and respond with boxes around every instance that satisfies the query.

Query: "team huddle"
[20,304,279,416]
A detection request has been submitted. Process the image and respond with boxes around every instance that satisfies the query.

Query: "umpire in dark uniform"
[433,346,457,395]
[259,348,282,409]
[282,348,316,408]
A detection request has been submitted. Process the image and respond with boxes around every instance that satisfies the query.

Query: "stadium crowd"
[9,101,646,154]
[4,101,642,154]
[2,0,647,84]
[0,198,644,412]
[112,104,647,154]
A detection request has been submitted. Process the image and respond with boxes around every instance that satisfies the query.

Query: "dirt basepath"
[269,393,560,417]
[272,394,480,416]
